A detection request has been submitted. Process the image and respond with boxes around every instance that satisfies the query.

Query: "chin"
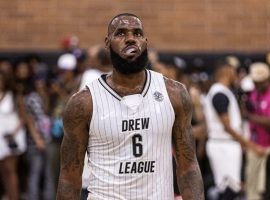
[110,46,149,74]
[126,56,139,62]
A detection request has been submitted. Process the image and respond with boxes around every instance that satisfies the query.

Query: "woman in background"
[0,69,26,200]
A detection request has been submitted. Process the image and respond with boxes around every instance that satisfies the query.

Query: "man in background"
[204,60,264,200]
[243,62,270,200]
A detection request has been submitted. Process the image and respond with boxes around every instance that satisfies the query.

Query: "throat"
[112,85,144,97]
[106,71,146,97]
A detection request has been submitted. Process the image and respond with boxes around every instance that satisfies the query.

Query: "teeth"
[127,48,136,54]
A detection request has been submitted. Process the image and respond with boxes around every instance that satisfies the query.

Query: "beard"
[109,46,149,75]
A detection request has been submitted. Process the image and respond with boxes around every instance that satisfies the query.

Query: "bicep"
[59,90,91,181]
[172,85,197,169]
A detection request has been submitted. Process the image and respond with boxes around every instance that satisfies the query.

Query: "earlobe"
[105,37,109,49]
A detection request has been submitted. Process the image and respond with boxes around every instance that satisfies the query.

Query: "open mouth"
[123,46,139,57]
[126,48,137,54]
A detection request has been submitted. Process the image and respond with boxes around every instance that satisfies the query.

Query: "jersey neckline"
[98,69,151,101]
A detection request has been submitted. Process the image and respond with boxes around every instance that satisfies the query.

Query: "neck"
[107,69,146,96]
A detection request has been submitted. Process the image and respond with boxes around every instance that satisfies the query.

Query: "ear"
[145,37,148,48]
[105,36,110,49]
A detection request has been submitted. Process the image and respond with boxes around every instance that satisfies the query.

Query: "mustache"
[109,46,149,75]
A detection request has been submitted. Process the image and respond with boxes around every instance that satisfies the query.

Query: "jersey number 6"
[132,134,143,157]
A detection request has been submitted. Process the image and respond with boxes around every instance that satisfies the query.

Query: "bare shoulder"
[164,77,192,114]
[63,88,93,131]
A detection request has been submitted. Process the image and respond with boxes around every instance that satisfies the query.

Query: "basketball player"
[56,13,204,200]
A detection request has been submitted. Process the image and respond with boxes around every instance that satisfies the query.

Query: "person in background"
[79,45,112,90]
[0,57,14,77]
[0,69,26,200]
[26,54,50,113]
[242,62,270,200]
[14,60,54,200]
[48,53,78,195]
[204,59,265,200]
[177,68,212,199]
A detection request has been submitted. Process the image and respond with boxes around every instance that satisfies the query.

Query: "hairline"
[107,13,141,35]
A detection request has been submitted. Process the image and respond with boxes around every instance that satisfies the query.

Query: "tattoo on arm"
[170,82,204,200]
[179,170,204,199]
[56,90,91,200]
[57,179,81,200]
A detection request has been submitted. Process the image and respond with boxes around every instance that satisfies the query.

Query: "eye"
[115,30,125,37]
[134,31,143,37]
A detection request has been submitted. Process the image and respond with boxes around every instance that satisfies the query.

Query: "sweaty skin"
[56,90,92,199]
[109,17,143,36]
[106,16,147,62]
[56,14,204,200]
[56,78,204,200]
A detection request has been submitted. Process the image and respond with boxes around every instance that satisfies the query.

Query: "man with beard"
[56,13,204,200]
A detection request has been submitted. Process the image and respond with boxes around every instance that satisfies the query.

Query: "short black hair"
[107,13,140,34]
[213,58,234,79]
[214,58,234,72]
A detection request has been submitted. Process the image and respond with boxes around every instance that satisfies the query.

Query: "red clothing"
[249,86,270,147]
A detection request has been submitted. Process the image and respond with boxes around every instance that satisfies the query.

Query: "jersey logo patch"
[153,91,164,102]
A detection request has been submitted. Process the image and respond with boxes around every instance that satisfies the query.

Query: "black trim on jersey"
[99,77,121,101]
[142,70,151,97]
[98,69,151,100]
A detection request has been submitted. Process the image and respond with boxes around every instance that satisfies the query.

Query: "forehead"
[110,16,143,33]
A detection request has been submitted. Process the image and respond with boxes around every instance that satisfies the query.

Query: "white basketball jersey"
[204,83,242,140]
[86,69,175,200]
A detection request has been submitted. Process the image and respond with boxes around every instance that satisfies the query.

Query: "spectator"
[79,45,111,90]
[14,60,54,200]
[0,69,26,200]
[0,57,13,76]
[48,53,78,194]
[242,62,270,200]
[26,54,50,113]
[204,60,263,199]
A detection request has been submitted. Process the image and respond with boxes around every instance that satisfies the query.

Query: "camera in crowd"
[4,134,19,153]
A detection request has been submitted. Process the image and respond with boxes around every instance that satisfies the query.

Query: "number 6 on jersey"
[132,134,143,157]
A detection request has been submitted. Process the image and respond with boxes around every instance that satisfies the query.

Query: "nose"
[125,32,136,44]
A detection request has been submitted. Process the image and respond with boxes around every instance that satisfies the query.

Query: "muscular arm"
[218,113,266,156]
[56,89,92,200]
[165,78,204,200]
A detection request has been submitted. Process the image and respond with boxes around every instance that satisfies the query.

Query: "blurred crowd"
[0,37,270,200]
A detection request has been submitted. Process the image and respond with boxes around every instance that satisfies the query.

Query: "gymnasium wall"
[0,0,269,52]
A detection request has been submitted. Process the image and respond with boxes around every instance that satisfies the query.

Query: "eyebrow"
[114,27,143,32]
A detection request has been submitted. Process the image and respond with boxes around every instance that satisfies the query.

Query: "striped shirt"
[86,69,175,200]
